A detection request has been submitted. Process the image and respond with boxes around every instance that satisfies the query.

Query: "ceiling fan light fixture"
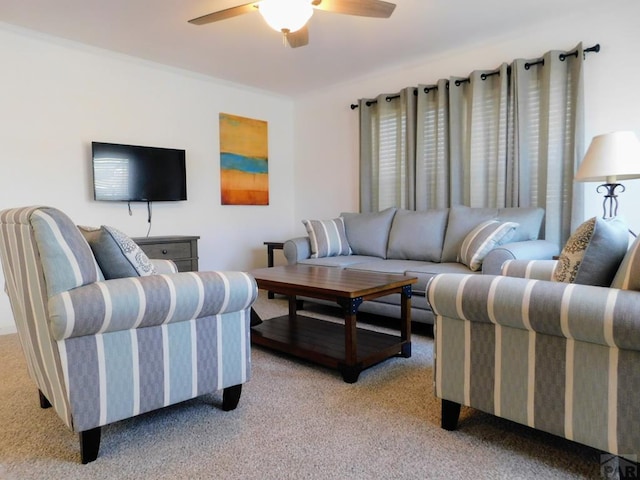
[258,0,314,33]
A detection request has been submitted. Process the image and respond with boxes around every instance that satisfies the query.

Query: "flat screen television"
[92,142,187,202]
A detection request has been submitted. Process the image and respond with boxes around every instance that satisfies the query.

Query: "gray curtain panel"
[359,87,417,213]
[416,78,450,209]
[359,43,586,246]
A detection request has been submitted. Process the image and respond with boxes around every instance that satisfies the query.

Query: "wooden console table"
[133,235,200,272]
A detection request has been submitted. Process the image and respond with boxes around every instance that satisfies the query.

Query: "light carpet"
[0,292,603,479]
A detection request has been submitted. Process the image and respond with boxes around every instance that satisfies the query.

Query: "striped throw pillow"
[302,217,352,259]
[458,220,519,271]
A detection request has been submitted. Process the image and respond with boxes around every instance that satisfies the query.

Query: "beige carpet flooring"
[0,292,605,479]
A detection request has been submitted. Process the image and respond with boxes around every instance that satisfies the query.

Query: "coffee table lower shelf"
[251,314,410,383]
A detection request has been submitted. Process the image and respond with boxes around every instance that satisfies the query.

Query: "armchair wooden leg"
[79,427,101,464]
[222,384,242,411]
[38,390,51,409]
[441,399,461,431]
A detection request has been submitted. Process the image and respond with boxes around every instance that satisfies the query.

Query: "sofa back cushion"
[496,207,544,241]
[341,207,397,258]
[441,206,544,262]
[386,209,448,261]
[611,234,640,291]
[30,207,101,297]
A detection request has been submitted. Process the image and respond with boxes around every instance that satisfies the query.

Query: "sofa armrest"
[427,273,640,349]
[482,240,560,275]
[501,259,558,280]
[150,259,178,274]
[48,271,257,340]
[283,237,311,264]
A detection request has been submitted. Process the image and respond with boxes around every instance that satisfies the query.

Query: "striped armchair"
[427,249,640,465]
[0,206,257,463]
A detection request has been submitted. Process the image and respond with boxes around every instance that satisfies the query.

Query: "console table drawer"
[141,242,191,260]
[133,235,200,272]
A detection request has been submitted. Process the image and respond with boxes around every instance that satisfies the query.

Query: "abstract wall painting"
[219,113,269,205]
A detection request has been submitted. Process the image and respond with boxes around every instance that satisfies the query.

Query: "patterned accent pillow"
[458,220,519,272]
[302,217,352,259]
[80,225,156,279]
[553,217,629,286]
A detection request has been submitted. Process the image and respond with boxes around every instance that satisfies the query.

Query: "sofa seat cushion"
[345,260,473,295]
[298,255,381,268]
[405,262,476,295]
[345,259,430,275]
[386,208,448,261]
[362,291,431,312]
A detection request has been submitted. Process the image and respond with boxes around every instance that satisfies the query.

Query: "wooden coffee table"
[250,265,417,383]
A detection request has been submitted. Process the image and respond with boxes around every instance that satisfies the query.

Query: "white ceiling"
[1,0,605,96]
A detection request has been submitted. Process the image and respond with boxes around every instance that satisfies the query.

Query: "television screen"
[92,142,187,202]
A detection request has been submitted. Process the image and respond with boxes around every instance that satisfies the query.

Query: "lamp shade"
[259,0,313,33]
[575,131,640,183]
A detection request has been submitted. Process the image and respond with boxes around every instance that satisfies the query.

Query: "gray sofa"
[283,206,559,324]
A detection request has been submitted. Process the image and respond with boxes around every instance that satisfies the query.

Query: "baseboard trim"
[0,325,17,335]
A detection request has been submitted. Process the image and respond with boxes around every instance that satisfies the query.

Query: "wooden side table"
[263,241,284,298]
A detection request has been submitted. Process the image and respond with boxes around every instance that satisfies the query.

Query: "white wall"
[2,0,639,333]
[0,24,297,333]
[293,0,640,235]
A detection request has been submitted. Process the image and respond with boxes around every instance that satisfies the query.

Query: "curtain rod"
[351,43,600,109]
[356,88,418,108]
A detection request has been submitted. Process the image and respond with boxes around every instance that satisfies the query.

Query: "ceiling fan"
[188,0,396,48]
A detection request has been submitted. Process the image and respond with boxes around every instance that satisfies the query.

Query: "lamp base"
[596,182,625,218]
[595,182,637,237]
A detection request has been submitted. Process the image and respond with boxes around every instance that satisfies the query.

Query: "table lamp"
[575,131,640,218]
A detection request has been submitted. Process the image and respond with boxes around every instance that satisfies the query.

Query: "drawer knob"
[162,249,168,255]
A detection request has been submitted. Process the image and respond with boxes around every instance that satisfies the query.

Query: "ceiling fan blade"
[188,3,258,25]
[311,0,395,18]
[286,26,309,48]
